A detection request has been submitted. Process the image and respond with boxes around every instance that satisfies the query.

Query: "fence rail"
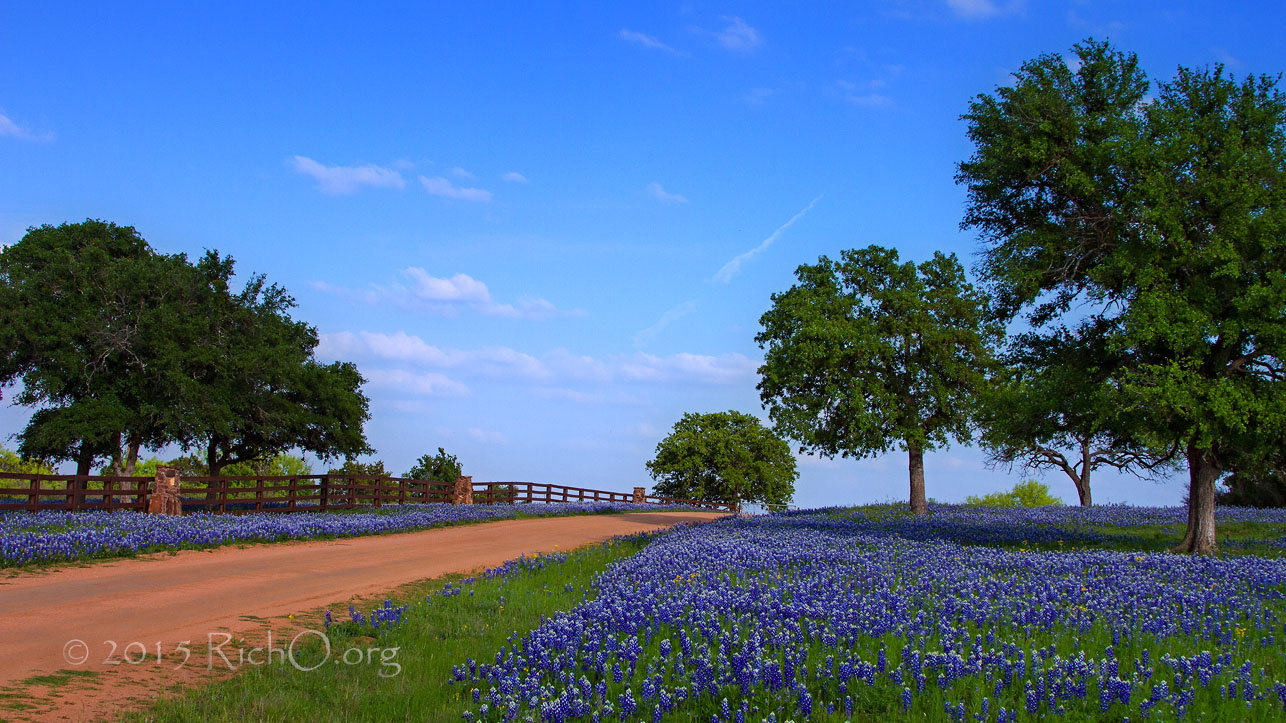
[0,472,731,513]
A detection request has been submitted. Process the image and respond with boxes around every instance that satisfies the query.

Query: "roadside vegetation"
[137,507,1286,722]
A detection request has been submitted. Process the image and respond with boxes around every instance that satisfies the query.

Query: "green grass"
[131,531,658,723]
[17,669,99,688]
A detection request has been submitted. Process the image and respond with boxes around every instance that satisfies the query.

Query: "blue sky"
[2,1,1281,507]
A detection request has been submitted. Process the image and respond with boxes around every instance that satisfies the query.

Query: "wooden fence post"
[320,475,330,511]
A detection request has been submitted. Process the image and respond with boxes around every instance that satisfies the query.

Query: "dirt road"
[0,510,725,720]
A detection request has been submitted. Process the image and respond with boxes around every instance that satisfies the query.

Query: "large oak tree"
[958,40,1286,553]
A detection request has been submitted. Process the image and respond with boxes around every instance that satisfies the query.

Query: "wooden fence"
[0,472,731,513]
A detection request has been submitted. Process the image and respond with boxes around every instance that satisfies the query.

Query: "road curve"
[0,511,726,696]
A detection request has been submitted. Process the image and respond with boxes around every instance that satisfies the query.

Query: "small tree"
[756,245,1000,515]
[646,411,797,512]
[406,447,462,482]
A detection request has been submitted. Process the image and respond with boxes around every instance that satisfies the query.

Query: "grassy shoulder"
[130,531,658,722]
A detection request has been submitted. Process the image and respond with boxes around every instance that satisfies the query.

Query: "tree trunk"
[1077,440,1093,507]
[75,441,93,477]
[109,431,125,476]
[1175,442,1220,555]
[68,441,94,507]
[205,438,223,500]
[907,443,927,515]
[123,437,141,476]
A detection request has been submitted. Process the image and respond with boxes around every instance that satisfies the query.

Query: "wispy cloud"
[312,269,583,320]
[617,352,758,385]
[320,330,759,392]
[619,29,682,55]
[717,16,761,51]
[1213,48,1244,70]
[946,0,1024,19]
[744,87,776,105]
[419,175,493,202]
[1066,9,1125,35]
[713,195,822,283]
[501,171,529,183]
[634,300,697,347]
[648,182,689,204]
[0,112,54,143]
[467,427,508,444]
[847,93,893,108]
[291,156,405,194]
[362,369,470,397]
[449,166,475,179]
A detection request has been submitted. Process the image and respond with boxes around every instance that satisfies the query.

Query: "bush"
[0,447,54,475]
[965,479,1064,508]
[405,448,461,482]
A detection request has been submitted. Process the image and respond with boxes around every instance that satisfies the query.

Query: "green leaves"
[406,448,462,482]
[0,220,374,476]
[646,411,796,511]
[756,245,999,461]
[959,38,1286,549]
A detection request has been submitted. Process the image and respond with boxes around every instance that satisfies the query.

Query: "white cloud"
[0,112,54,142]
[290,156,405,194]
[648,182,689,204]
[946,0,1024,19]
[501,171,529,183]
[744,87,775,105]
[634,300,697,347]
[619,29,682,54]
[419,175,493,202]
[482,296,584,321]
[717,16,761,51]
[450,166,475,179]
[617,352,758,385]
[313,269,582,320]
[713,195,822,283]
[320,331,758,389]
[362,369,469,397]
[403,269,492,303]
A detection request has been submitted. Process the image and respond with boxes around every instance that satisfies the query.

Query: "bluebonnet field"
[0,502,696,568]
[440,506,1286,722]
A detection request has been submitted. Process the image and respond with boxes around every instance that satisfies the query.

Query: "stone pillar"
[453,475,473,505]
[148,466,182,515]
[632,486,646,504]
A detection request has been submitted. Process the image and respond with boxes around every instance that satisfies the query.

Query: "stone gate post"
[453,475,473,505]
[148,466,182,515]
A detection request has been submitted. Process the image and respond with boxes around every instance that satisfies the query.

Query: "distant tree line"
[0,220,373,490]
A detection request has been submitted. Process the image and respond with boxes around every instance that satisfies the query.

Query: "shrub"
[965,479,1063,508]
